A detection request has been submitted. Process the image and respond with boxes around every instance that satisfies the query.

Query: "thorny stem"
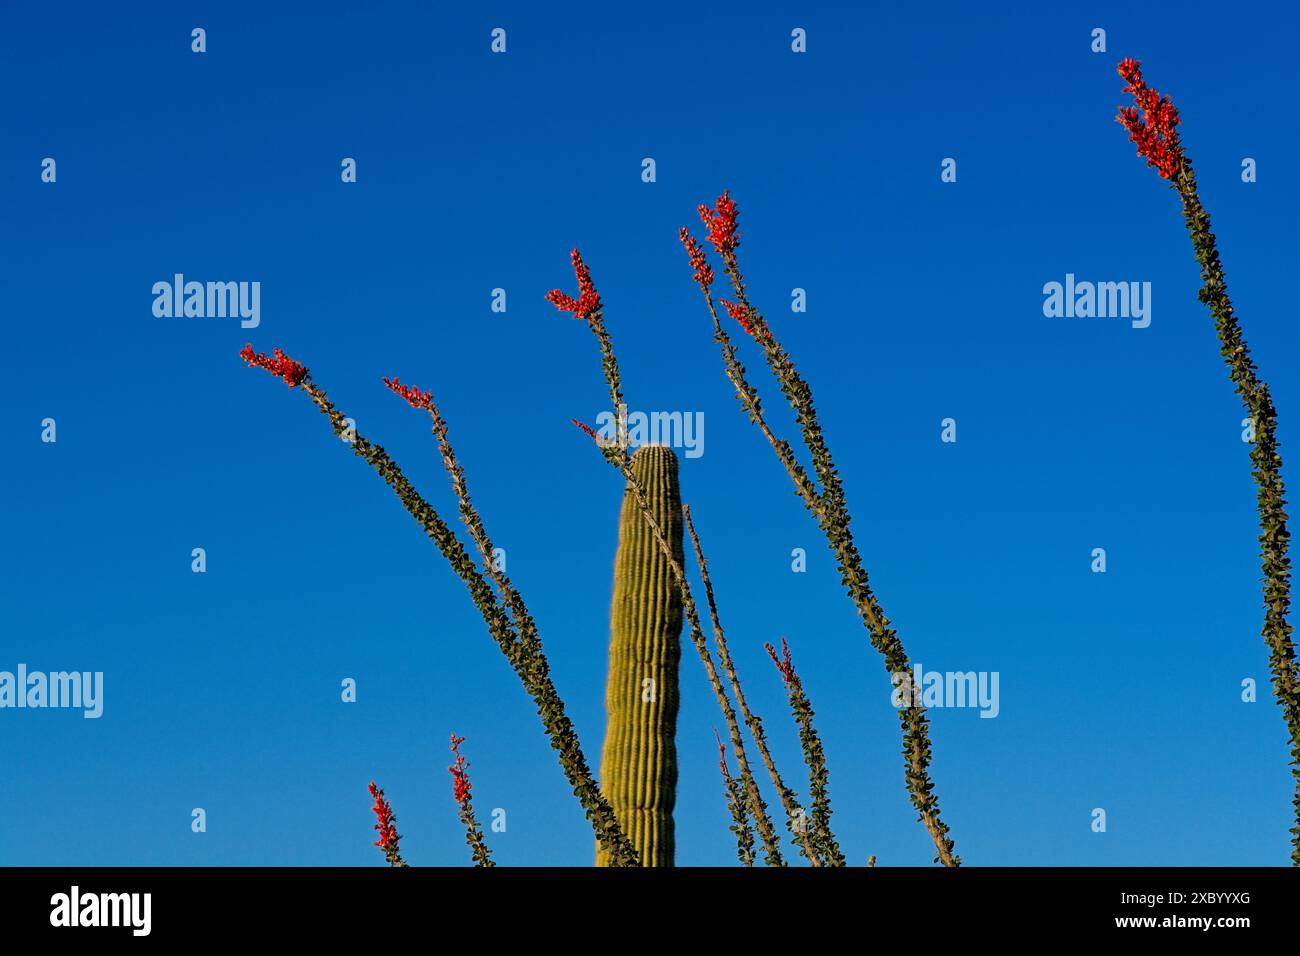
[1115,57,1298,864]
[449,734,495,867]
[686,505,825,865]
[551,255,789,865]
[683,198,960,866]
[1176,159,1299,863]
[715,728,756,866]
[403,384,545,663]
[765,637,846,866]
[243,361,640,867]
[698,286,824,513]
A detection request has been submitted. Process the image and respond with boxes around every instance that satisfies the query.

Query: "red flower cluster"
[698,190,740,257]
[1116,57,1183,180]
[571,418,605,445]
[383,376,433,410]
[240,344,307,388]
[449,734,472,804]
[545,248,602,320]
[678,227,714,291]
[367,781,400,852]
[764,637,797,685]
[720,298,769,342]
[720,298,750,332]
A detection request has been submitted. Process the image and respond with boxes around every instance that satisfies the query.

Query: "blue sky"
[2,0,1297,866]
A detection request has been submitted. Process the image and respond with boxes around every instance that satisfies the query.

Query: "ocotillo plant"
[1114,57,1299,863]
[715,728,755,866]
[550,250,791,865]
[765,637,845,866]
[449,734,495,867]
[685,505,823,864]
[679,195,960,866]
[597,445,684,867]
[367,782,407,868]
[241,346,640,867]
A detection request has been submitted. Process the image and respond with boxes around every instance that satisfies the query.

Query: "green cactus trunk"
[596,445,684,867]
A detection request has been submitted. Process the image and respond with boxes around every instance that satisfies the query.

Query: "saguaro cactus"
[597,445,684,866]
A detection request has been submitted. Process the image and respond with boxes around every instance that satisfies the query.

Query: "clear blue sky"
[2,0,1297,866]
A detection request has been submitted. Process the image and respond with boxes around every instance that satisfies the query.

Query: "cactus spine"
[597,445,684,866]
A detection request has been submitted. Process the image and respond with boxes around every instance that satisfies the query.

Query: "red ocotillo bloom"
[367,781,407,867]
[1115,57,1183,181]
[698,190,740,257]
[678,227,714,291]
[765,637,798,685]
[240,344,307,388]
[545,248,602,320]
[449,734,495,866]
[382,376,434,410]
[570,418,610,447]
[449,734,472,803]
[720,298,769,343]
